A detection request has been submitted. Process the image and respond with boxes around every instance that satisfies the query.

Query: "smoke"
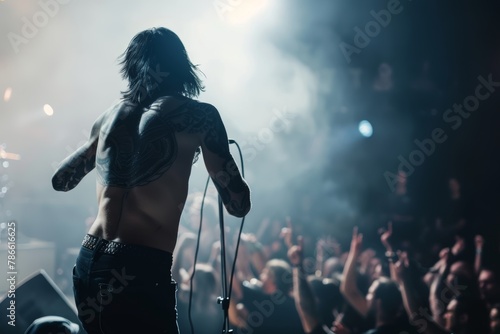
[0,0,326,239]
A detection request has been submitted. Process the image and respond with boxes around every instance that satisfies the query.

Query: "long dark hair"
[119,27,204,104]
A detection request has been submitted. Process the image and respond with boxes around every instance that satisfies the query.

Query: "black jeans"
[73,235,178,334]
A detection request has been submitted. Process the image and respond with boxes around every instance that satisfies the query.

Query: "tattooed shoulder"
[190,102,230,159]
[95,99,226,188]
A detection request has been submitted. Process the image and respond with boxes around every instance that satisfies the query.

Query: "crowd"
[173,174,499,334]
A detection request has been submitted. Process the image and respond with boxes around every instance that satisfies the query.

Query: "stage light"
[223,0,269,25]
[3,88,12,102]
[358,120,373,137]
[43,104,54,116]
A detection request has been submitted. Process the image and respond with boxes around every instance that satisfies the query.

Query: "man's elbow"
[51,174,69,192]
[52,182,68,192]
[229,202,251,218]
[228,196,251,218]
[234,208,251,218]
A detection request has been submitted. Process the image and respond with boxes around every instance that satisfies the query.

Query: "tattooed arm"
[52,111,107,192]
[199,103,251,217]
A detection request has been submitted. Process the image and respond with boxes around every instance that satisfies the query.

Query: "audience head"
[479,267,500,304]
[446,260,474,288]
[444,295,489,334]
[323,257,343,279]
[367,257,384,282]
[308,276,342,325]
[180,263,218,308]
[173,233,197,269]
[490,304,500,334]
[260,259,293,295]
[366,277,403,322]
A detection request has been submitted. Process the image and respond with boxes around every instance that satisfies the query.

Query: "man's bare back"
[58,27,251,334]
[53,96,251,253]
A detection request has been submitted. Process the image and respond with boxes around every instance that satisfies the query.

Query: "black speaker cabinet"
[0,270,83,334]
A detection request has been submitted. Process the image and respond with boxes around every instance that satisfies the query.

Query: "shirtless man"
[52,27,251,334]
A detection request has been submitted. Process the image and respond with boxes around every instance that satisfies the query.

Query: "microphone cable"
[189,138,246,334]
[219,139,246,333]
[188,175,210,334]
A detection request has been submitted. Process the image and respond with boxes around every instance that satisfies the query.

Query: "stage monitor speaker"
[0,270,83,334]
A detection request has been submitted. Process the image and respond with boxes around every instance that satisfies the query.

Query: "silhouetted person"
[384,171,416,242]
[436,178,468,242]
[52,27,251,333]
[443,296,489,334]
[177,264,220,334]
[232,259,305,334]
[479,267,500,310]
[490,304,500,334]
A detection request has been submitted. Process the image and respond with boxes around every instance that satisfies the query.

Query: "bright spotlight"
[3,87,12,102]
[358,120,373,138]
[222,0,269,24]
[43,104,54,116]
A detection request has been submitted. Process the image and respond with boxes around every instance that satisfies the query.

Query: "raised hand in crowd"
[286,219,324,334]
[281,216,295,250]
[331,321,351,334]
[451,235,466,257]
[395,251,462,334]
[474,234,484,274]
[340,227,370,317]
[380,221,394,253]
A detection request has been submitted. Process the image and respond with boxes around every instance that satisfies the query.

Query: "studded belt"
[81,234,133,255]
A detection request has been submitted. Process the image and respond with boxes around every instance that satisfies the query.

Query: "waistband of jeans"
[81,234,173,263]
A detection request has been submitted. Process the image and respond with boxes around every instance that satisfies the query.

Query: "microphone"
[228,139,236,144]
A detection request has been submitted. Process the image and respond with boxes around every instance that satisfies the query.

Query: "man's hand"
[379,221,394,252]
[332,321,351,334]
[451,235,465,256]
[475,235,484,250]
[288,236,304,267]
[439,247,450,260]
[393,251,410,284]
[350,227,363,256]
[280,216,294,250]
